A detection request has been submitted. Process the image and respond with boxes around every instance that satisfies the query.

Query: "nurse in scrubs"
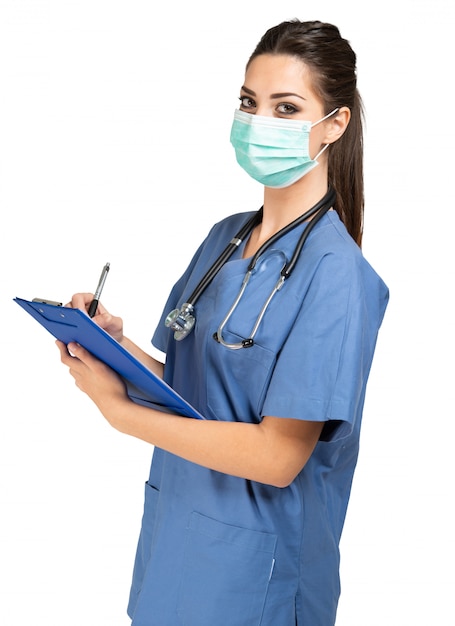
[58,19,389,626]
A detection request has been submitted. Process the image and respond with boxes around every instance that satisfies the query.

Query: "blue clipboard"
[14,297,204,420]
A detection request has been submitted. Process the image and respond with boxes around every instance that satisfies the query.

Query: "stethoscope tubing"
[165,186,337,345]
[188,210,263,306]
[280,186,336,278]
[215,270,286,349]
[214,188,336,349]
[189,186,335,306]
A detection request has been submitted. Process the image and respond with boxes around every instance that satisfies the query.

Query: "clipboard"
[13,297,204,420]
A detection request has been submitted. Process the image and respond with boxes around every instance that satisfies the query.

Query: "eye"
[238,95,256,111]
[276,103,299,115]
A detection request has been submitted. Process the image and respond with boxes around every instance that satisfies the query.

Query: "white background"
[1,1,453,624]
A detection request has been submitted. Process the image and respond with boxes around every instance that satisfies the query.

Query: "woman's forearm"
[103,396,322,488]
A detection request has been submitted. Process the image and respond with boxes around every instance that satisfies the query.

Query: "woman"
[58,19,389,626]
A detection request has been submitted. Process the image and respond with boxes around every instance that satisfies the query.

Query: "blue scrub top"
[127,210,389,626]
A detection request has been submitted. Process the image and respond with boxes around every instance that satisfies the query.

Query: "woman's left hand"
[56,340,129,423]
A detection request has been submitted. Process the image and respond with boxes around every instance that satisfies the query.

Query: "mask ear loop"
[311,108,340,128]
[310,107,339,161]
[312,142,330,161]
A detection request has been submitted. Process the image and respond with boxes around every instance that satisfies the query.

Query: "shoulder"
[310,211,361,258]
[311,212,385,278]
[305,211,389,313]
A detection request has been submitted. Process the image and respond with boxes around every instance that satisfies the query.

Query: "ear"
[324,106,351,144]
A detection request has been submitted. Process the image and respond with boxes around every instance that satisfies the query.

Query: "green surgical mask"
[230,108,338,188]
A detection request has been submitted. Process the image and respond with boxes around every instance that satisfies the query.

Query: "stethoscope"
[165,186,336,349]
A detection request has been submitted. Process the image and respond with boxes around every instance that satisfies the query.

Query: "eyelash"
[238,96,299,115]
[238,96,255,110]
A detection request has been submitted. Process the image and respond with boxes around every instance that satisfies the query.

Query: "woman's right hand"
[66,293,124,343]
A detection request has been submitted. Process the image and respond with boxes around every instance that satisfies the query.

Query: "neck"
[243,173,331,258]
[261,171,329,234]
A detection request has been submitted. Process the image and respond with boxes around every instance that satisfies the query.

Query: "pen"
[88,262,110,318]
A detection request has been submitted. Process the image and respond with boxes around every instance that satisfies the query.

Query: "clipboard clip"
[32,298,63,307]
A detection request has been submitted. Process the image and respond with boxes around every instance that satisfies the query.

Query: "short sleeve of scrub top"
[262,251,383,441]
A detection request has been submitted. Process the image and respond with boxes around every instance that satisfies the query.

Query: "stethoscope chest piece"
[165,303,195,341]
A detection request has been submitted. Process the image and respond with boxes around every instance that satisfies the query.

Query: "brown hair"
[248,19,364,246]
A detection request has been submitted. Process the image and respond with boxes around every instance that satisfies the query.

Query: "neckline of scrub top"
[238,210,332,263]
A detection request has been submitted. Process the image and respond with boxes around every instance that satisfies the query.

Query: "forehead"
[244,54,318,98]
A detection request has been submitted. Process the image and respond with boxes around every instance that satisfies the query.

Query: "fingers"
[65,293,112,321]
[56,339,71,362]
[56,339,86,365]
[56,339,126,406]
[56,340,90,395]
[95,312,124,341]
[64,293,94,311]
[63,294,124,342]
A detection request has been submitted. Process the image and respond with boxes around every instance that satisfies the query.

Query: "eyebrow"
[241,85,306,101]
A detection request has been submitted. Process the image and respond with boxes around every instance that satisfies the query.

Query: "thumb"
[67,342,90,361]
